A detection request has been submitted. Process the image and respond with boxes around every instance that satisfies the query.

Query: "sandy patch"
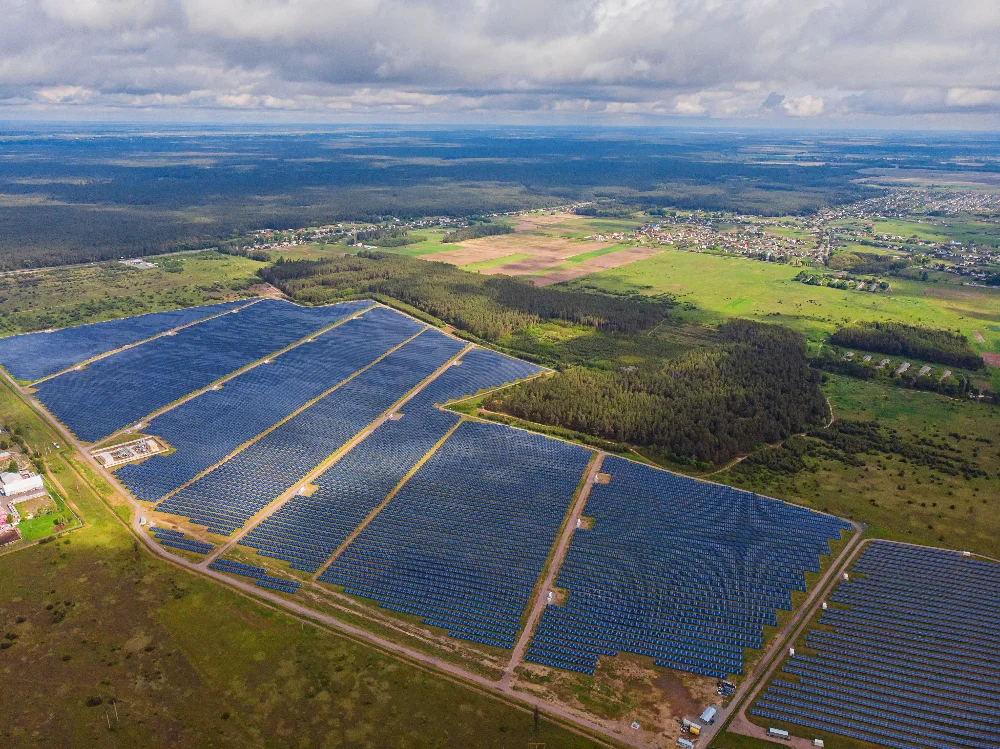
[531,247,662,286]
[973,330,986,344]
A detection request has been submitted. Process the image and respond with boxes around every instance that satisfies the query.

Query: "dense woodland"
[259,252,673,341]
[830,321,983,369]
[828,251,910,275]
[484,320,828,466]
[441,224,513,243]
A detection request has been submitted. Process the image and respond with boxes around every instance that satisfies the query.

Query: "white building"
[0,472,44,497]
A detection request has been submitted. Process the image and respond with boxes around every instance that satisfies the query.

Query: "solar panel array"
[321,420,593,649]
[35,299,371,442]
[149,526,214,555]
[116,306,423,502]
[0,299,250,381]
[526,456,850,678]
[237,346,547,573]
[208,558,300,594]
[752,542,1000,749]
[240,408,460,572]
[156,329,465,535]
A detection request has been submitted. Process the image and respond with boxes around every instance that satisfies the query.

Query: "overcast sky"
[2,0,999,126]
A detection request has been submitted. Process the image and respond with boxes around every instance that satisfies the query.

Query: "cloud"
[0,0,998,123]
[782,95,825,117]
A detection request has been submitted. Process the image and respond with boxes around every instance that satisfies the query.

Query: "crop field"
[747,541,1000,749]
[563,247,1000,355]
[404,212,653,281]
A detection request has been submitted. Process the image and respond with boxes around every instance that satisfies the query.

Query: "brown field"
[429,233,614,272]
[982,352,1000,367]
[532,247,663,286]
[513,211,580,231]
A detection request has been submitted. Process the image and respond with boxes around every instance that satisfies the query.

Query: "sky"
[2,0,999,127]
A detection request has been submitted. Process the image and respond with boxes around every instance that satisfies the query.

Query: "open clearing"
[532,247,663,286]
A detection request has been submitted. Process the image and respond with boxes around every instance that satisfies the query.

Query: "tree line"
[441,224,513,243]
[258,252,673,341]
[484,320,828,466]
[830,321,983,370]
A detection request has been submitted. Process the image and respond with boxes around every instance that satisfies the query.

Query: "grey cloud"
[0,0,999,123]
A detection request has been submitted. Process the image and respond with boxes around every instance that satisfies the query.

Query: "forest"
[830,321,983,369]
[484,320,828,466]
[7,124,991,269]
[259,252,673,341]
[441,224,513,243]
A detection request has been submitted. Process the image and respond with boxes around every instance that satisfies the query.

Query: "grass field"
[0,251,267,336]
[563,247,1000,354]
[874,217,1000,247]
[0,380,606,749]
[719,375,1000,556]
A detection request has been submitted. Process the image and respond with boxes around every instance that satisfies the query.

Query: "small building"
[0,472,44,497]
[700,706,718,724]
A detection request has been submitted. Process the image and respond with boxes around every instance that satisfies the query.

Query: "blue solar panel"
[0,299,252,382]
[525,456,850,678]
[753,541,1000,749]
[34,299,372,442]
[116,306,424,502]
[320,420,593,649]
[155,328,465,535]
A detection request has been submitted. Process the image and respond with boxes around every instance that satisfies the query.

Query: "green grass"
[710,732,787,749]
[0,380,607,749]
[564,247,1000,354]
[9,490,77,544]
[874,217,1000,247]
[460,253,533,271]
[719,375,1000,556]
[0,251,266,336]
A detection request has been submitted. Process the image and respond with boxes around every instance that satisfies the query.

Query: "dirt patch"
[973,330,986,343]
[513,211,579,231]
[653,671,703,720]
[595,473,611,485]
[531,247,662,286]
[983,352,1000,367]
[0,528,21,546]
[430,233,610,272]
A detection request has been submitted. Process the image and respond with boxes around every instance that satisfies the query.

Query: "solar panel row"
[116,306,423,502]
[0,299,251,381]
[525,456,850,678]
[35,299,372,442]
[753,541,1000,749]
[321,420,593,649]
[237,347,547,574]
[156,328,465,535]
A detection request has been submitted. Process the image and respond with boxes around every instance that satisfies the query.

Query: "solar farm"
[752,541,1000,749]
[28,297,1000,747]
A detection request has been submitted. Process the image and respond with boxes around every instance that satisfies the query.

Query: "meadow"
[0,251,266,336]
[0,378,608,749]
[563,247,1000,355]
[719,375,1000,556]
